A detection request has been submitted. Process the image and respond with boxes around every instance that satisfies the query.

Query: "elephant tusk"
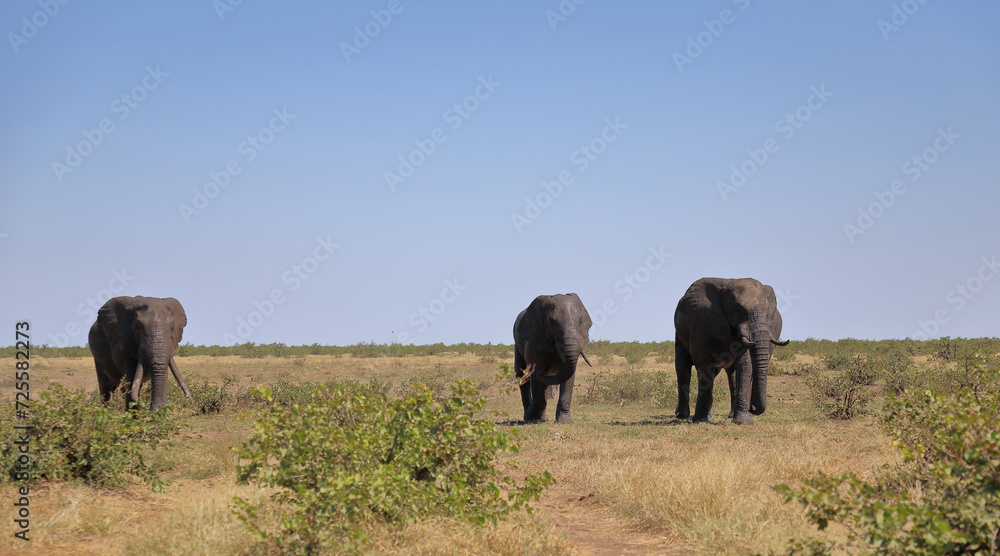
[771,339,790,346]
[131,356,144,401]
[169,357,192,398]
[740,336,754,348]
[581,351,592,367]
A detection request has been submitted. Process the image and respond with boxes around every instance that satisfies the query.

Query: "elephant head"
[89,296,192,410]
[720,280,787,417]
[516,293,593,386]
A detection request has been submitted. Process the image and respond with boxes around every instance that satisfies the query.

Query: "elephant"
[89,296,192,410]
[674,278,788,424]
[513,293,593,423]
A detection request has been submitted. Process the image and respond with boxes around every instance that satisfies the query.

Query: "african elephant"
[513,293,592,423]
[674,278,788,424]
[89,296,192,410]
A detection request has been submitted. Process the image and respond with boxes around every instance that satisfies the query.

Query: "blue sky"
[1,0,998,347]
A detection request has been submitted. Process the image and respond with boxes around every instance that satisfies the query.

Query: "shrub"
[772,348,795,362]
[178,376,257,414]
[807,355,878,420]
[821,349,856,372]
[775,360,1000,555]
[233,380,553,553]
[394,368,454,399]
[0,384,179,490]
[616,341,652,366]
[878,350,921,396]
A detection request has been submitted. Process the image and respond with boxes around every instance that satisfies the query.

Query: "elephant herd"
[89,276,787,425]
[513,277,787,425]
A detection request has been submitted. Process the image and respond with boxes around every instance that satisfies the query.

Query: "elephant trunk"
[749,341,769,415]
[536,337,582,386]
[143,328,171,411]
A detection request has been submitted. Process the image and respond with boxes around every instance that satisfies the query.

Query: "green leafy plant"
[233,380,553,553]
[775,359,1000,555]
[616,341,652,366]
[807,354,878,420]
[0,384,179,490]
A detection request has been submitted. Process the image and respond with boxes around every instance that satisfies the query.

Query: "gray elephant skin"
[513,293,593,423]
[89,296,192,410]
[674,278,788,424]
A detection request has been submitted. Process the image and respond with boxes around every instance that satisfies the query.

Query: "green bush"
[822,349,856,372]
[878,350,922,396]
[0,384,179,490]
[233,380,554,553]
[775,360,1000,555]
[393,368,454,399]
[177,376,257,414]
[772,348,795,362]
[616,341,652,366]
[807,354,878,420]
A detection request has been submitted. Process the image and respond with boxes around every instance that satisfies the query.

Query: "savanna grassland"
[0,338,996,555]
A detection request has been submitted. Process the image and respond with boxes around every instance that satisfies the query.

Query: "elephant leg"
[731,350,754,425]
[525,377,549,422]
[725,367,737,419]
[519,381,534,420]
[514,352,534,420]
[554,374,575,423]
[96,371,118,405]
[692,367,719,423]
[675,344,693,419]
[89,327,118,405]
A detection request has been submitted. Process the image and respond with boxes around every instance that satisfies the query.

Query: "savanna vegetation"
[0,337,997,554]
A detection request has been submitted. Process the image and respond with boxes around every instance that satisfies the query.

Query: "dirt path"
[535,483,681,555]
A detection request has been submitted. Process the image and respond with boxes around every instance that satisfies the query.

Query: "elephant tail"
[519,364,536,385]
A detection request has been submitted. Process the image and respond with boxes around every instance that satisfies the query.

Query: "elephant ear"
[567,293,593,337]
[762,285,784,339]
[699,279,740,340]
[97,297,124,347]
[163,297,187,344]
[516,295,554,353]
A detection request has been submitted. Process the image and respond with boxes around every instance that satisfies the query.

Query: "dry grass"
[3,352,903,554]
[539,419,894,554]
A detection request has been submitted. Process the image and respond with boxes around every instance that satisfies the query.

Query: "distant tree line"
[3,336,998,360]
